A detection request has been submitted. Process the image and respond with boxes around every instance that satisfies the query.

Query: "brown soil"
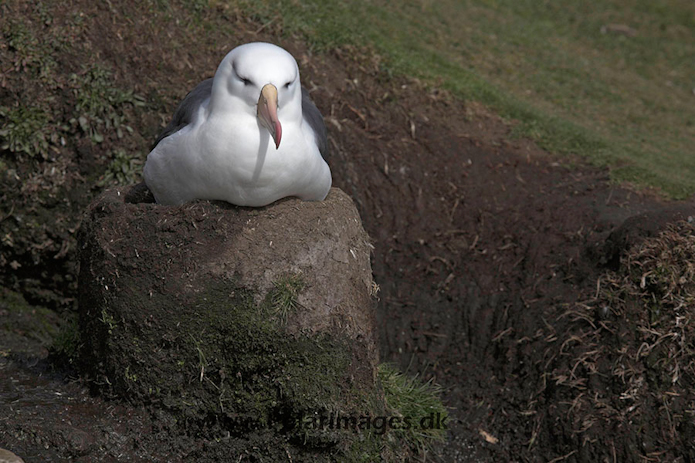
[1,1,693,461]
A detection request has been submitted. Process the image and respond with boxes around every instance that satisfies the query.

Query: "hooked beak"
[257,83,282,149]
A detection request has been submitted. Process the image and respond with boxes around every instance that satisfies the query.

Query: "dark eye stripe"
[231,62,252,85]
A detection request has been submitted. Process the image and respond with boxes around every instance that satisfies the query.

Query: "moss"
[0,289,61,350]
[81,278,357,443]
[0,290,70,361]
[79,270,443,460]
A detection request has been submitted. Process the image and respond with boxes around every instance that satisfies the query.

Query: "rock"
[77,187,378,435]
[0,448,24,463]
[594,204,695,269]
[600,23,637,37]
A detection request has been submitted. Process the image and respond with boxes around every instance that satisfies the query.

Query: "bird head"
[212,42,301,150]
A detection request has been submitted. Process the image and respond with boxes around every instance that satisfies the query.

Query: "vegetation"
[240,0,695,198]
[79,277,353,443]
[0,289,63,356]
[98,148,144,187]
[267,273,306,325]
[0,105,53,160]
[379,363,448,453]
[344,364,448,461]
[0,1,152,309]
[69,64,145,144]
[546,221,695,454]
[0,0,690,459]
[51,315,81,365]
[2,19,58,79]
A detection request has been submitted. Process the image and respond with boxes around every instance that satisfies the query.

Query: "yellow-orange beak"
[257,83,282,149]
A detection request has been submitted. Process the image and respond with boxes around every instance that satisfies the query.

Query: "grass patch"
[267,273,306,325]
[51,314,81,366]
[379,363,448,452]
[324,363,448,461]
[239,0,695,198]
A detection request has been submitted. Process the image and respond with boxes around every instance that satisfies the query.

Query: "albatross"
[143,42,331,207]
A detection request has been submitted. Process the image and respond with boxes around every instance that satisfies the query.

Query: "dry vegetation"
[543,221,695,460]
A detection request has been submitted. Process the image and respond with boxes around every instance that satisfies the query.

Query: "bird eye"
[284,81,292,89]
[231,62,251,86]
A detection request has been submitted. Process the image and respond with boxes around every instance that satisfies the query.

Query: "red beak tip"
[275,123,282,149]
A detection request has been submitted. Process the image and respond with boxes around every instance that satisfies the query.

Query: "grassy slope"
[243,0,695,198]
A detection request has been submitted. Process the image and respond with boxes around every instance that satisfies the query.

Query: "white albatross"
[143,42,331,207]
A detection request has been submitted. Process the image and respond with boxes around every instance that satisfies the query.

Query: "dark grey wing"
[151,78,214,149]
[301,87,329,162]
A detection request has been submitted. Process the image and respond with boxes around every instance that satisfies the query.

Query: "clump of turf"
[312,364,448,462]
[546,221,695,459]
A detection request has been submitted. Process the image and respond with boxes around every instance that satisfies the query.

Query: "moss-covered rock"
[0,289,63,357]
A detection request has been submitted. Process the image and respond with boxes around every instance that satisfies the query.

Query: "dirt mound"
[77,186,379,458]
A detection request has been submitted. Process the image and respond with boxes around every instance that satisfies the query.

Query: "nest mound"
[77,187,382,458]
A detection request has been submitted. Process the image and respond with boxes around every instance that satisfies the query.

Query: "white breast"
[144,112,330,207]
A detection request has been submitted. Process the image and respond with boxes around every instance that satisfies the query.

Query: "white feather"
[144,42,331,207]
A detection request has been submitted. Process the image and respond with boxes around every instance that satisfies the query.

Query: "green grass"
[379,363,448,452]
[267,273,306,325]
[241,0,695,198]
[51,314,81,365]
